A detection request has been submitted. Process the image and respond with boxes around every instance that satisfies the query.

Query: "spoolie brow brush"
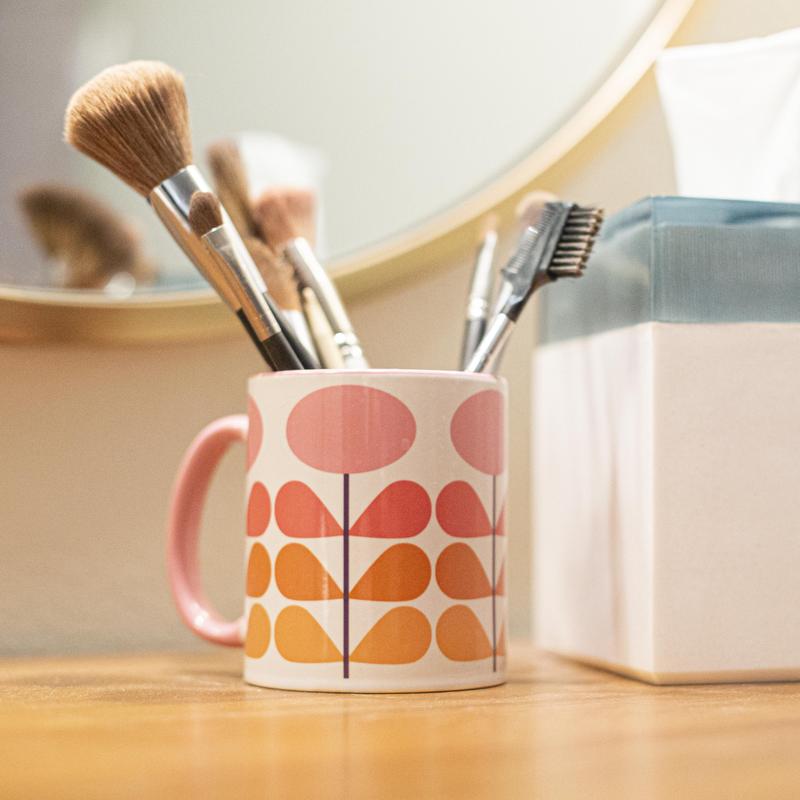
[459,213,499,370]
[467,202,604,374]
[62,60,312,370]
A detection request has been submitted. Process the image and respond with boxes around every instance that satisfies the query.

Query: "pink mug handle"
[167,414,248,646]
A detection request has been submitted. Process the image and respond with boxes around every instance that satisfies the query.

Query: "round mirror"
[0,0,693,341]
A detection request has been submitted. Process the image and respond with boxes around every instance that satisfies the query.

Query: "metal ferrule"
[285,238,369,368]
[466,230,498,321]
[465,313,514,374]
[203,225,280,340]
[149,166,226,294]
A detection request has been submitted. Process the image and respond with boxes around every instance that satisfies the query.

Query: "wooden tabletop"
[2,645,800,799]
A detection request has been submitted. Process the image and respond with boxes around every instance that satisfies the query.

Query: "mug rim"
[249,368,507,386]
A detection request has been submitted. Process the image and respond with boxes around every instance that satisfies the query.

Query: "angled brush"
[467,202,604,373]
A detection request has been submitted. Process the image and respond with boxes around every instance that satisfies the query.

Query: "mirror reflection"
[0,0,661,294]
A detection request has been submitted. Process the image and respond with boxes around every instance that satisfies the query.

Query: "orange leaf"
[351,607,431,664]
[350,481,431,538]
[275,543,342,600]
[436,605,492,661]
[275,481,342,538]
[435,481,492,537]
[350,544,430,601]
[246,543,271,597]
[275,606,341,663]
[435,543,491,599]
[245,604,271,658]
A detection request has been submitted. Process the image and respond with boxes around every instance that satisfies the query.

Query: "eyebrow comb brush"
[467,202,603,373]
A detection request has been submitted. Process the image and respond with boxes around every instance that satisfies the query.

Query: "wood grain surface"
[2,644,800,799]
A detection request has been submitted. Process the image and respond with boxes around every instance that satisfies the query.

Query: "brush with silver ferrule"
[459,213,499,370]
[467,202,603,374]
[188,192,302,370]
[254,188,369,369]
[62,60,314,369]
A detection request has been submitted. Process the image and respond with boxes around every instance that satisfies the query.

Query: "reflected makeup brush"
[459,213,498,369]
[254,188,368,369]
[189,192,303,370]
[467,202,604,373]
[18,183,155,291]
[63,61,311,370]
[245,236,318,360]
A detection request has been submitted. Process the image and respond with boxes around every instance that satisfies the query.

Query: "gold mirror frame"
[0,0,695,345]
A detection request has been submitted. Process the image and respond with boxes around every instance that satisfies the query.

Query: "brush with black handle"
[188,192,310,370]
[466,202,603,374]
[63,60,314,371]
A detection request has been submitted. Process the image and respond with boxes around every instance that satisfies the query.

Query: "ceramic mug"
[167,369,508,692]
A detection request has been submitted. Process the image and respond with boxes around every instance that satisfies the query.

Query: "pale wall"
[1,0,799,655]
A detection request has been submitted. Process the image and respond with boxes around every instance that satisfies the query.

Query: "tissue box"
[533,196,800,684]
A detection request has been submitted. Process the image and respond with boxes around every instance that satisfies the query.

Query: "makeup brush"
[245,236,318,359]
[188,192,304,370]
[254,188,368,369]
[18,183,154,290]
[467,202,604,373]
[459,213,499,369]
[206,139,257,239]
[63,61,310,370]
[301,286,345,368]
[486,190,562,319]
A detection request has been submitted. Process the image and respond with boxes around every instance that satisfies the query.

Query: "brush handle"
[261,294,319,369]
[235,309,274,365]
[263,331,304,371]
[301,288,344,368]
[466,313,514,374]
[460,318,487,370]
[286,239,368,369]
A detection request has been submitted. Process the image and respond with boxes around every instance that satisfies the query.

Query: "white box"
[533,320,800,683]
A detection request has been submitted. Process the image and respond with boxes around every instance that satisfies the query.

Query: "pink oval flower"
[450,389,505,476]
[286,385,416,474]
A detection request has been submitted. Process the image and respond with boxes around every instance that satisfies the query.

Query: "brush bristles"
[188,192,224,237]
[207,139,256,238]
[253,188,316,250]
[549,205,603,277]
[64,61,192,196]
[245,237,301,310]
[18,183,154,288]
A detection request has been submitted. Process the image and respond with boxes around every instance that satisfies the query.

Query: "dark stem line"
[492,474,497,673]
[343,473,350,679]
